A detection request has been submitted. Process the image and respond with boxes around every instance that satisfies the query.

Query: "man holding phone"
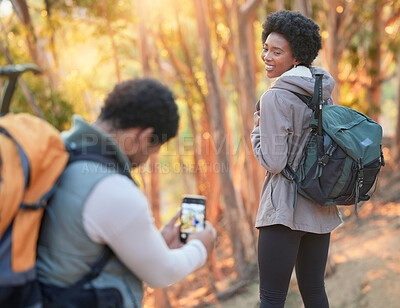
[180,195,207,242]
[36,78,216,307]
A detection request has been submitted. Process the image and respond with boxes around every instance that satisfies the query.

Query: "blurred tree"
[275,0,285,11]
[100,0,121,82]
[294,0,311,16]
[193,0,248,278]
[0,20,73,129]
[156,11,225,283]
[137,2,171,307]
[320,0,361,102]
[365,0,383,121]
[10,0,58,88]
[396,44,400,160]
[221,0,262,242]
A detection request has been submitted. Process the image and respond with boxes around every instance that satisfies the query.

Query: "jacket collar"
[280,66,312,78]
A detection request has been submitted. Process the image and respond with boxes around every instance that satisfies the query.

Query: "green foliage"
[39,91,74,130]
[331,0,399,120]
[8,75,74,131]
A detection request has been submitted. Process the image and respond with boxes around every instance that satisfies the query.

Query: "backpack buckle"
[357,159,364,187]
[281,165,297,183]
[318,155,330,167]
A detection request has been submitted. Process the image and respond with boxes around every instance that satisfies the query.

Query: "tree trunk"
[157,26,204,193]
[149,153,162,228]
[324,0,361,105]
[193,0,247,278]
[224,0,262,237]
[101,0,121,82]
[137,4,170,307]
[247,15,258,93]
[201,132,224,282]
[366,1,382,122]
[172,10,224,280]
[394,44,400,161]
[174,9,211,119]
[175,139,192,193]
[294,0,311,17]
[44,0,59,70]
[10,0,39,64]
[10,0,58,89]
[326,0,340,102]
[275,0,285,11]
[149,153,171,308]
[172,9,224,212]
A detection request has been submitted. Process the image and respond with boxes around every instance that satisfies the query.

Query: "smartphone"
[180,195,206,243]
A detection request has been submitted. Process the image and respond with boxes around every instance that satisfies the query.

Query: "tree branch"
[385,8,400,27]
[10,0,32,26]
[337,21,362,57]
[336,0,356,42]
[239,0,262,22]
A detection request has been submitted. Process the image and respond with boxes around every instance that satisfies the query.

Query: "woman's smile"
[260,32,298,78]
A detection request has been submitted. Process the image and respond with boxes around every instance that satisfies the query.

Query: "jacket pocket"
[270,184,276,210]
[257,180,275,221]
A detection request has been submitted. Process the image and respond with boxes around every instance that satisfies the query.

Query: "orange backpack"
[0,113,69,304]
[0,113,132,307]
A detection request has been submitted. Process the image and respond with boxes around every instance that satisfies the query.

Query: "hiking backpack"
[0,113,132,307]
[281,74,385,215]
[0,113,69,306]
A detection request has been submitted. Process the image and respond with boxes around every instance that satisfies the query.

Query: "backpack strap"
[289,92,314,110]
[0,127,30,190]
[280,164,298,208]
[278,74,325,208]
[66,143,134,182]
[42,144,129,304]
[42,246,113,306]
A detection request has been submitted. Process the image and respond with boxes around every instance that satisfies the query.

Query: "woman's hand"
[254,111,261,127]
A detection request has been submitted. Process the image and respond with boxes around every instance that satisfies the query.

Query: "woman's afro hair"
[261,10,322,67]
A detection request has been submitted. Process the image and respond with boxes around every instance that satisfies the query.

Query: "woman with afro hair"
[251,10,342,308]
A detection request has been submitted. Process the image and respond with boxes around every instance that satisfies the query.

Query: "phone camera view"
[181,200,205,234]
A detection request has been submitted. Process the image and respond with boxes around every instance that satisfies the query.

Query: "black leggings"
[258,224,330,308]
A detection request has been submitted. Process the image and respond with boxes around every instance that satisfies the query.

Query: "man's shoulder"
[93,173,144,200]
[83,173,149,231]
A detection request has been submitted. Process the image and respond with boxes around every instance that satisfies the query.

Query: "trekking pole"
[312,74,323,136]
[0,64,42,114]
[311,74,324,162]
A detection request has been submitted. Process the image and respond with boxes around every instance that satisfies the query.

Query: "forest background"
[1,0,400,307]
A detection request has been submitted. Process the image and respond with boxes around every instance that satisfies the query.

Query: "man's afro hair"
[261,10,321,67]
[99,78,179,144]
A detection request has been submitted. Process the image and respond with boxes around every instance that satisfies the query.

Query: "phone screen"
[180,195,206,243]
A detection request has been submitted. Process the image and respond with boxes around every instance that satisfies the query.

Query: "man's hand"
[161,211,183,249]
[188,221,216,257]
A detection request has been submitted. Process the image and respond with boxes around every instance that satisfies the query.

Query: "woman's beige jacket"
[251,66,342,234]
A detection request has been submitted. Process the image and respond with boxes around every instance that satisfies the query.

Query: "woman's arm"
[251,91,291,173]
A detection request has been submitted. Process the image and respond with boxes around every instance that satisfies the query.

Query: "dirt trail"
[210,201,400,308]
[145,145,400,308]
[210,144,400,308]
